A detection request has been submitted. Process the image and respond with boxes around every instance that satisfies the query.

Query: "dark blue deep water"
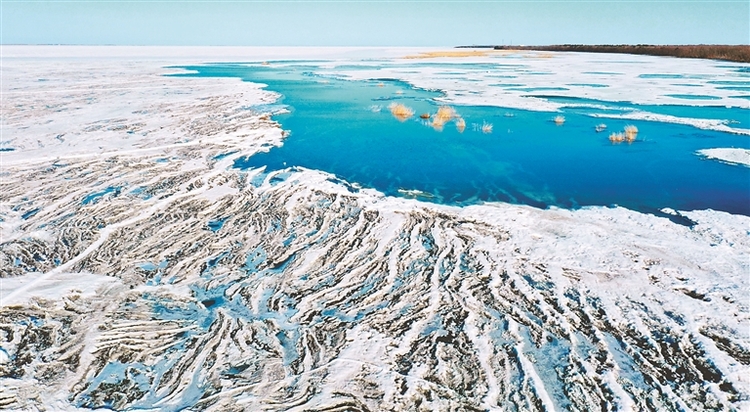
[172,63,750,216]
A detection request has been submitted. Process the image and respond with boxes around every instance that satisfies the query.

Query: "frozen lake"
[173,54,750,217]
[2,47,748,411]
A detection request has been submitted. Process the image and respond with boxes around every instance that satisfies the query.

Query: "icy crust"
[697,148,750,167]
[0,60,284,166]
[1,48,749,411]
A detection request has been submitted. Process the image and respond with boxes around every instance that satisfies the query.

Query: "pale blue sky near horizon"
[2,0,748,46]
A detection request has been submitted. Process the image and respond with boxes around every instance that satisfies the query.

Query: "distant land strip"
[457,44,750,63]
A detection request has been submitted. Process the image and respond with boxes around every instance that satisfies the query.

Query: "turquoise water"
[640,74,689,79]
[82,186,121,205]
[665,94,722,100]
[507,87,569,92]
[717,86,750,92]
[173,63,750,216]
[708,80,750,85]
[568,83,609,88]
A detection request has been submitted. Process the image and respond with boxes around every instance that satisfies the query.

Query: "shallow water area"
[174,61,750,215]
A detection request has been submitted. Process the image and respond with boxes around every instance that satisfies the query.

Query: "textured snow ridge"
[697,148,750,167]
[1,48,749,411]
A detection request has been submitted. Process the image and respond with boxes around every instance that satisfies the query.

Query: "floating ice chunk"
[397,188,435,199]
[696,148,750,167]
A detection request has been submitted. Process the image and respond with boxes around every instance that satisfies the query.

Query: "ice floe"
[697,148,750,167]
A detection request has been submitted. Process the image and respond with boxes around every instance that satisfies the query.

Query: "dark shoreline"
[457,44,750,63]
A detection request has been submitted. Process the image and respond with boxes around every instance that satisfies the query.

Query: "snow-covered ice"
[697,148,750,167]
[1,46,748,411]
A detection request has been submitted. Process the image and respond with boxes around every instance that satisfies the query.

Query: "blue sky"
[3,1,748,46]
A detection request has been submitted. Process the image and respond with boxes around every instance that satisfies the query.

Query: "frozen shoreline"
[1,46,748,411]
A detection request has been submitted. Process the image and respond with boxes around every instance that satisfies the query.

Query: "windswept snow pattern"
[1,47,749,411]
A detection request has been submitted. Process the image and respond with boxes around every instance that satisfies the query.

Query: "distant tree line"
[458,44,750,63]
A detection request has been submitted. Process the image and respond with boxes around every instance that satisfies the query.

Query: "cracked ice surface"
[1,47,749,411]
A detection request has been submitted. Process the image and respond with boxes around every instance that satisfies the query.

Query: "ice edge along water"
[0,47,748,411]
[697,148,750,167]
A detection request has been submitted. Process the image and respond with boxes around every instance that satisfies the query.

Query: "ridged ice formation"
[1,48,749,411]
